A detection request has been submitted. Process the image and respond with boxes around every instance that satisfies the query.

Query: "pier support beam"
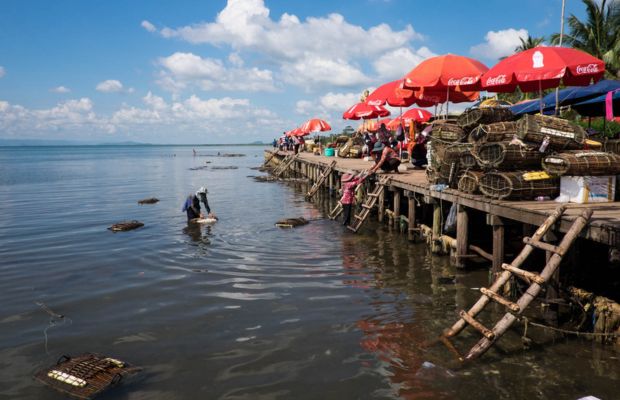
[406,191,417,242]
[455,204,469,268]
[328,171,334,195]
[431,201,442,254]
[487,214,505,280]
[378,183,385,223]
[393,188,401,229]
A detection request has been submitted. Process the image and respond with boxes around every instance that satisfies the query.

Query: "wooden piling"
[406,191,417,242]
[432,201,441,253]
[378,183,385,223]
[487,214,505,280]
[393,188,401,229]
[454,204,469,268]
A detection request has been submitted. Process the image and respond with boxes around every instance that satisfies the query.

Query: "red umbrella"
[482,46,605,93]
[301,118,331,133]
[364,118,392,132]
[404,54,489,91]
[285,127,304,137]
[396,87,480,106]
[365,80,416,107]
[343,103,390,120]
[386,109,432,129]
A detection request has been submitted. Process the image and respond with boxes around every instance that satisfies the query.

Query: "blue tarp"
[509,80,620,115]
[572,90,620,117]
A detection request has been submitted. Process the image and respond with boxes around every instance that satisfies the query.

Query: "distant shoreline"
[0,142,269,147]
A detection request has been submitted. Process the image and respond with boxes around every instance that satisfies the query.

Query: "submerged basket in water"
[541,151,620,176]
[431,122,466,142]
[457,107,514,131]
[479,171,559,200]
[458,170,484,194]
[516,115,586,150]
[469,121,519,144]
[475,142,544,170]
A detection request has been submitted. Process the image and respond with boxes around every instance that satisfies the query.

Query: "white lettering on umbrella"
[447,77,476,86]
[532,50,544,68]
[485,74,507,86]
[575,64,600,74]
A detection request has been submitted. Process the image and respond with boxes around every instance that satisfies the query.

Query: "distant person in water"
[193,148,197,156]
[182,186,216,222]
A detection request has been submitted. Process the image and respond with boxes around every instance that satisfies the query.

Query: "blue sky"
[0,0,587,144]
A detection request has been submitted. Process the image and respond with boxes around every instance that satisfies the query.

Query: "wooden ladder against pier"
[440,205,593,362]
[347,176,390,233]
[306,160,337,199]
[273,153,298,178]
[262,150,278,167]
[328,202,343,220]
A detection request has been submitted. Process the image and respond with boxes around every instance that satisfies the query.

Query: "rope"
[519,315,620,339]
[36,302,72,356]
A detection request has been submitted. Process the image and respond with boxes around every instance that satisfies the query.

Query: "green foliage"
[551,0,620,78]
[576,117,620,138]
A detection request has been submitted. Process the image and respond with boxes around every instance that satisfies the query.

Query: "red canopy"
[365,80,416,107]
[364,118,392,132]
[482,46,605,92]
[301,118,331,133]
[387,109,432,129]
[285,127,304,137]
[404,54,489,91]
[343,103,390,120]
[395,86,479,106]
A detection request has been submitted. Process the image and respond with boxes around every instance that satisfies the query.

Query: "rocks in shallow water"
[189,166,209,171]
[275,217,309,228]
[108,220,144,232]
[137,198,159,205]
[211,166,238,170]
[253,175,278,182]
[221,153,245,157]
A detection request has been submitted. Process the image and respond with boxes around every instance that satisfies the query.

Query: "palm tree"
[551,0,620,77]
[515,35,545,52]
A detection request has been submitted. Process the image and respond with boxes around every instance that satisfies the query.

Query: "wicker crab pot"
[474,141,544,170]
[479,171,559,200]
[516,114,586,150]
[542,151,620,176]
[431,122,466,142]
[457,170,484,194]
[457,107,515,131]
[469,121,519,144]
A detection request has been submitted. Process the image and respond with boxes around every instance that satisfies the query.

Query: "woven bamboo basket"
[474,142,544,170]
[457,107,514,131]
[435,143,476,187]
[541,151,620,176]
[479,171,559,200]
[603,139,620,155]
[469,121,519,144]
[457,170,484,194]
[516,115,586,150]
[431,122,466,142]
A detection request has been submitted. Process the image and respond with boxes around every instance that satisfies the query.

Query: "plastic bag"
[444,203,457,234]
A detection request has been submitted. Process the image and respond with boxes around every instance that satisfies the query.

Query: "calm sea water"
[0,145,618,400]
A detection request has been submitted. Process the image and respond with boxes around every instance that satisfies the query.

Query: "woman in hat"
[340,171,367,226]
[368,142,401,174]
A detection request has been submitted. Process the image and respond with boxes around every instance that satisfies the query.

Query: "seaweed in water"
[108,221,144,232]
[137,198,159,205]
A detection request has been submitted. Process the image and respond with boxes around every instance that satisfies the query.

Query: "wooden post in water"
[543,231,560,326]
[431,200,441,253]
[328,171,334,195]
[406,191,417,242]
[393,188,401,229]
[378,183,385,223]
[455,204,469,268]
[488,214,505,280]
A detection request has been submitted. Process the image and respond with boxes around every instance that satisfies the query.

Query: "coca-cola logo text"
[575,64,600,74]
[447,77,476,86]
[485,75,507,86]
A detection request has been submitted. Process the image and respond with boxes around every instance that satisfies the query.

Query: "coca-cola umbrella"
[343,102,390,120]
[482,46,605,113]
[365,80,416,107]
[285,127,304,137]
[386,109,432,129]
[301,118,331,134]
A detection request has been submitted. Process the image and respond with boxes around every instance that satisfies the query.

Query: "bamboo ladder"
[262,150,279,167]
[273,153,298,178]
[440,205,593,361]
[347,176,390,233]
[305,160,337,199]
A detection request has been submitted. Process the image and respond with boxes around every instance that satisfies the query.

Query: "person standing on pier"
[340,172,367,226]
[368,142,401,174]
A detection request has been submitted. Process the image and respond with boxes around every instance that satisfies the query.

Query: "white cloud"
[96,79,125,93]
[470,28,529,60]
[156,0,424,88]
[0,66,5,78]
[50,86,71,93]
[141,20,156,32]
[157,52,275,93]
[319,92,359,112]
[294,91,358,121]
[373,46,436,80]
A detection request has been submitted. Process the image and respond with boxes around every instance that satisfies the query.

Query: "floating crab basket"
[516,114,586,150]
[34,353,140,400]
[541,151,620,176]
[457,107,514,131]
[431,123,466,142]
[457,170,484,194]
[603,139,620,155]
[469,121,519,143]
[475,142,544,170]
[108,220,144,232]
[479,171,559,200]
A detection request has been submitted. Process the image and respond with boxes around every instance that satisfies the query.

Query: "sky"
[0,0,588,144]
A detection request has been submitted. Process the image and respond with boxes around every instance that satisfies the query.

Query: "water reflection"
[183,223,212,246]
